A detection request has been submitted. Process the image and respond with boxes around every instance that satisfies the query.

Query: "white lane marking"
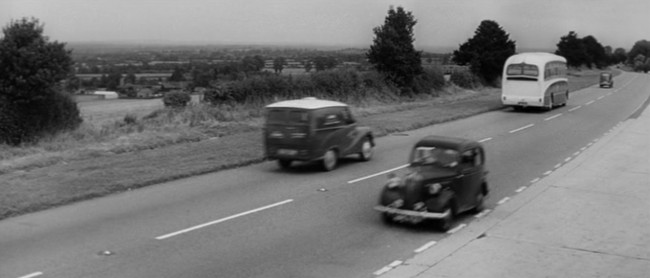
[565,157,572,162]
[597,95,605,100]
[478,137,492,143]
[156,199,293,240]
[585,100,595,105]
[474,209,492,218]
[447,223,467,234]
[543,170,553,176]
[544,113,562,121]
[587,142,593,146]
[414,241,437,253]
[17,273,43,278]
[373,266,393,276]
[580,147,587,151]
[606,92,612,96]
[530,177,540,184]
[497,197,510,205]
[509,124,534,134]
[374,260,403,276]
[388,260,403,268]
[569,106,582,112]
[554,163,562,169]
[348,164,409,184]
[573,151,580,156]
[516,186,527,193]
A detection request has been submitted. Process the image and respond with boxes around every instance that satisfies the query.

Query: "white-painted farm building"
[93,91,119,99]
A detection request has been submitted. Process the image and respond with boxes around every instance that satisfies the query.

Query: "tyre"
[472,190,485,214]
[359,137,373,161]
[435,206,453,232]
[277,159,292,169]
[322,149,338,171]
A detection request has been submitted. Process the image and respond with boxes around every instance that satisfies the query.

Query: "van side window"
[340,107,355,124]
[317,108,342,128]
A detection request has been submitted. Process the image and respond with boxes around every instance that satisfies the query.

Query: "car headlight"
[428,183,442,194]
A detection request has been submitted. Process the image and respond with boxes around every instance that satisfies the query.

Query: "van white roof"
[505,52,566,66]
[265,97,348,109]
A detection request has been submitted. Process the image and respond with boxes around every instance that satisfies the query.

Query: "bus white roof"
[265,97,348,110]
[505,52,566,66]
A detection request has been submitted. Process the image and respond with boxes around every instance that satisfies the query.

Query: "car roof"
[265,97,348,110]
[414,135,480,151]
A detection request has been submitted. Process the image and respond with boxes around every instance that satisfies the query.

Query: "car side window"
[461,149,480,167]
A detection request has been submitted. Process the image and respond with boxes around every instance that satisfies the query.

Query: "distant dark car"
[374,135,489,231]
[264,97,374,171]
[600,72,614,88]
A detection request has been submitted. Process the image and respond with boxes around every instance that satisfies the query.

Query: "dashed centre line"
[17,272,43,278]
[569,106,582,112]
[497,197,511,205]
[509,124,534,134]
[156,199,293,240]
[544,113,562,121]
[348,164,409,184]
[478,137,492,143]
[585,100,595,105]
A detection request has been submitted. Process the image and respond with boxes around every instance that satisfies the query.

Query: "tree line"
[2,10,649,144]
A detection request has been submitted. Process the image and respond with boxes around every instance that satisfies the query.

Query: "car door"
[458,148,483,210]
[337,107,359,156]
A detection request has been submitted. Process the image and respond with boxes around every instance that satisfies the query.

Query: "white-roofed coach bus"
[501,52,569,111]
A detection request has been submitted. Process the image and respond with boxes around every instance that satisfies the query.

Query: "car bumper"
[374,205,450,219]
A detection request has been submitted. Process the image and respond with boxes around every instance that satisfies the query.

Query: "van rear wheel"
[322,149,338,171]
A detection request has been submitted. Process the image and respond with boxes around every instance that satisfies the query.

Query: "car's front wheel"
[434,206,453,232]
[472,190,485,214]
[322,149,338,171]
[359,137,373,161]
[277,159,292,169]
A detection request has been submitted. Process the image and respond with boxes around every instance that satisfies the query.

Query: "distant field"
[78,98,164,125]
[78,95,203,125]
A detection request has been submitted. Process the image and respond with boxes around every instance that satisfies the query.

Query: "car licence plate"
[277,149,297,156]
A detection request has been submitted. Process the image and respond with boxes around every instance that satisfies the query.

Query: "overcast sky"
[1,0,648,51]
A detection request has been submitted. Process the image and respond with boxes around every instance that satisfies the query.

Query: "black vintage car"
[599,72,614,88]
[374,136,489,231]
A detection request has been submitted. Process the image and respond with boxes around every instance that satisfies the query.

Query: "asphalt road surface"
[2,72,649,278]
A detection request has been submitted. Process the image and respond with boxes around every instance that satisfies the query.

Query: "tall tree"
[0,18,81,144]
[367,6,423,88]
[555,31,588,68]
[452,20,516,85]
[612,48,627,65]
[582,35,607,69]
[627,40,650,72]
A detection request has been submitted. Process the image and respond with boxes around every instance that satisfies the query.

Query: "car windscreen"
[266,109,309,124]
[411,146,459,168]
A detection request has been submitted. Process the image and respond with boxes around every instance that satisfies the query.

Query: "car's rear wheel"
[359,137,373,161]
[277,159,292,169]
[322,149,338,171]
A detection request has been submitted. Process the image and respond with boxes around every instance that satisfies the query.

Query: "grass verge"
[0,70,607,220]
